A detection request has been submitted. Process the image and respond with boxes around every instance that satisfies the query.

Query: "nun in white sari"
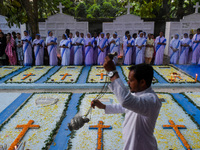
[170,34,180,64]
[73,31,84,65]
[22,30,32,66]
[135,32,147,64]
[32,34,44,65]
[46,31,58,66]
[110,32,120,64]
[179,33,192,64]
[84,33,94,66]
[59,34,71,66]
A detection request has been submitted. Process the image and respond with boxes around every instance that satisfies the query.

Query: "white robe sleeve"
[105,104,126,114]
[108,78,158,116]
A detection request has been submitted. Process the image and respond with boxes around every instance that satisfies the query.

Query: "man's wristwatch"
[107,70,118,78]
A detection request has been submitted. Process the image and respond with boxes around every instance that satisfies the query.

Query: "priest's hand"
[103,56,116,72]
[91,99,106,109]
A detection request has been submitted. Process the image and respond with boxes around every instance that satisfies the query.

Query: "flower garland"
[89,120,112,150]
[155,93,200,149]
[5,66,53,83]
[67,93,123,150]
[67,92,200,150]
[182,92,200,110]
[153,65,197,83]
[45,66,83,83]
[8,120,40,150]
[0,92,72,150]
[0,66,23,80]
[86,66,110,83]
[162,120,191,150]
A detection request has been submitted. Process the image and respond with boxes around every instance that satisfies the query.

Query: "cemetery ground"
[0,65,200,150]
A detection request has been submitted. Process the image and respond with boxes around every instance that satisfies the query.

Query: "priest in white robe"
[91,60,161,150]
[46,31,58,66]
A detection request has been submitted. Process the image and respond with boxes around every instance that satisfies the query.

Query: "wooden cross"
[8,120,40,150]
[21,73,35,80]
[57,2,64,13]
[125,2,133,14]
[89,121,112,150]
[193,2,200,13]
[162,120,191,150]
[60,73,72,80]
[96,73,107,80]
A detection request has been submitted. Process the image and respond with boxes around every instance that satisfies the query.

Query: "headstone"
[103,14,154,43]
[38,5,88,45]
[165,7,200,55]
[0,15,21,34]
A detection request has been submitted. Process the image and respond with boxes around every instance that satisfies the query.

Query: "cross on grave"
[67,67,75,69]
[57,2,64,14]
[125,2,133,15]
[193,2,200,13]
[21,73,35,80]
[9,120,40,150]
[3,67,14,69]
[96,73,107,80]
[162,120,191,150]
[35,67,44,69]
[60,73,72,80]
[89,121,112,150]
[96,67,104,69]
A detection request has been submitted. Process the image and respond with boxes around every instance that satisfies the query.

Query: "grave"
[165,2,200,55]
[0,15,21,34]
[38,2,88,44]
[103,2,154,42]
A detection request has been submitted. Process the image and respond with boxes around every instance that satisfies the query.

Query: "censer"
[68,52,118,131]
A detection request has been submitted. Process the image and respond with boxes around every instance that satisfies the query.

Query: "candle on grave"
[171,73,173,82]
[195,74,198,82]
[174,75,176,82]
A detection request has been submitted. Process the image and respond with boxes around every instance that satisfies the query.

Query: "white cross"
[125,2,133,15]
[57,2,64,14]
[193,2,200,13]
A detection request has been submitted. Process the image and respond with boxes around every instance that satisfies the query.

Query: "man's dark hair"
[197,28,200,32]
[129,64,153,88]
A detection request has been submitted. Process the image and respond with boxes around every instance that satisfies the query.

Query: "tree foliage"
[0,0,199,36]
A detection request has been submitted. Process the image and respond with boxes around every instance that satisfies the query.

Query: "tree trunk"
[21,0,39,38]
[0,0,3,15]
[176,0,184,19]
